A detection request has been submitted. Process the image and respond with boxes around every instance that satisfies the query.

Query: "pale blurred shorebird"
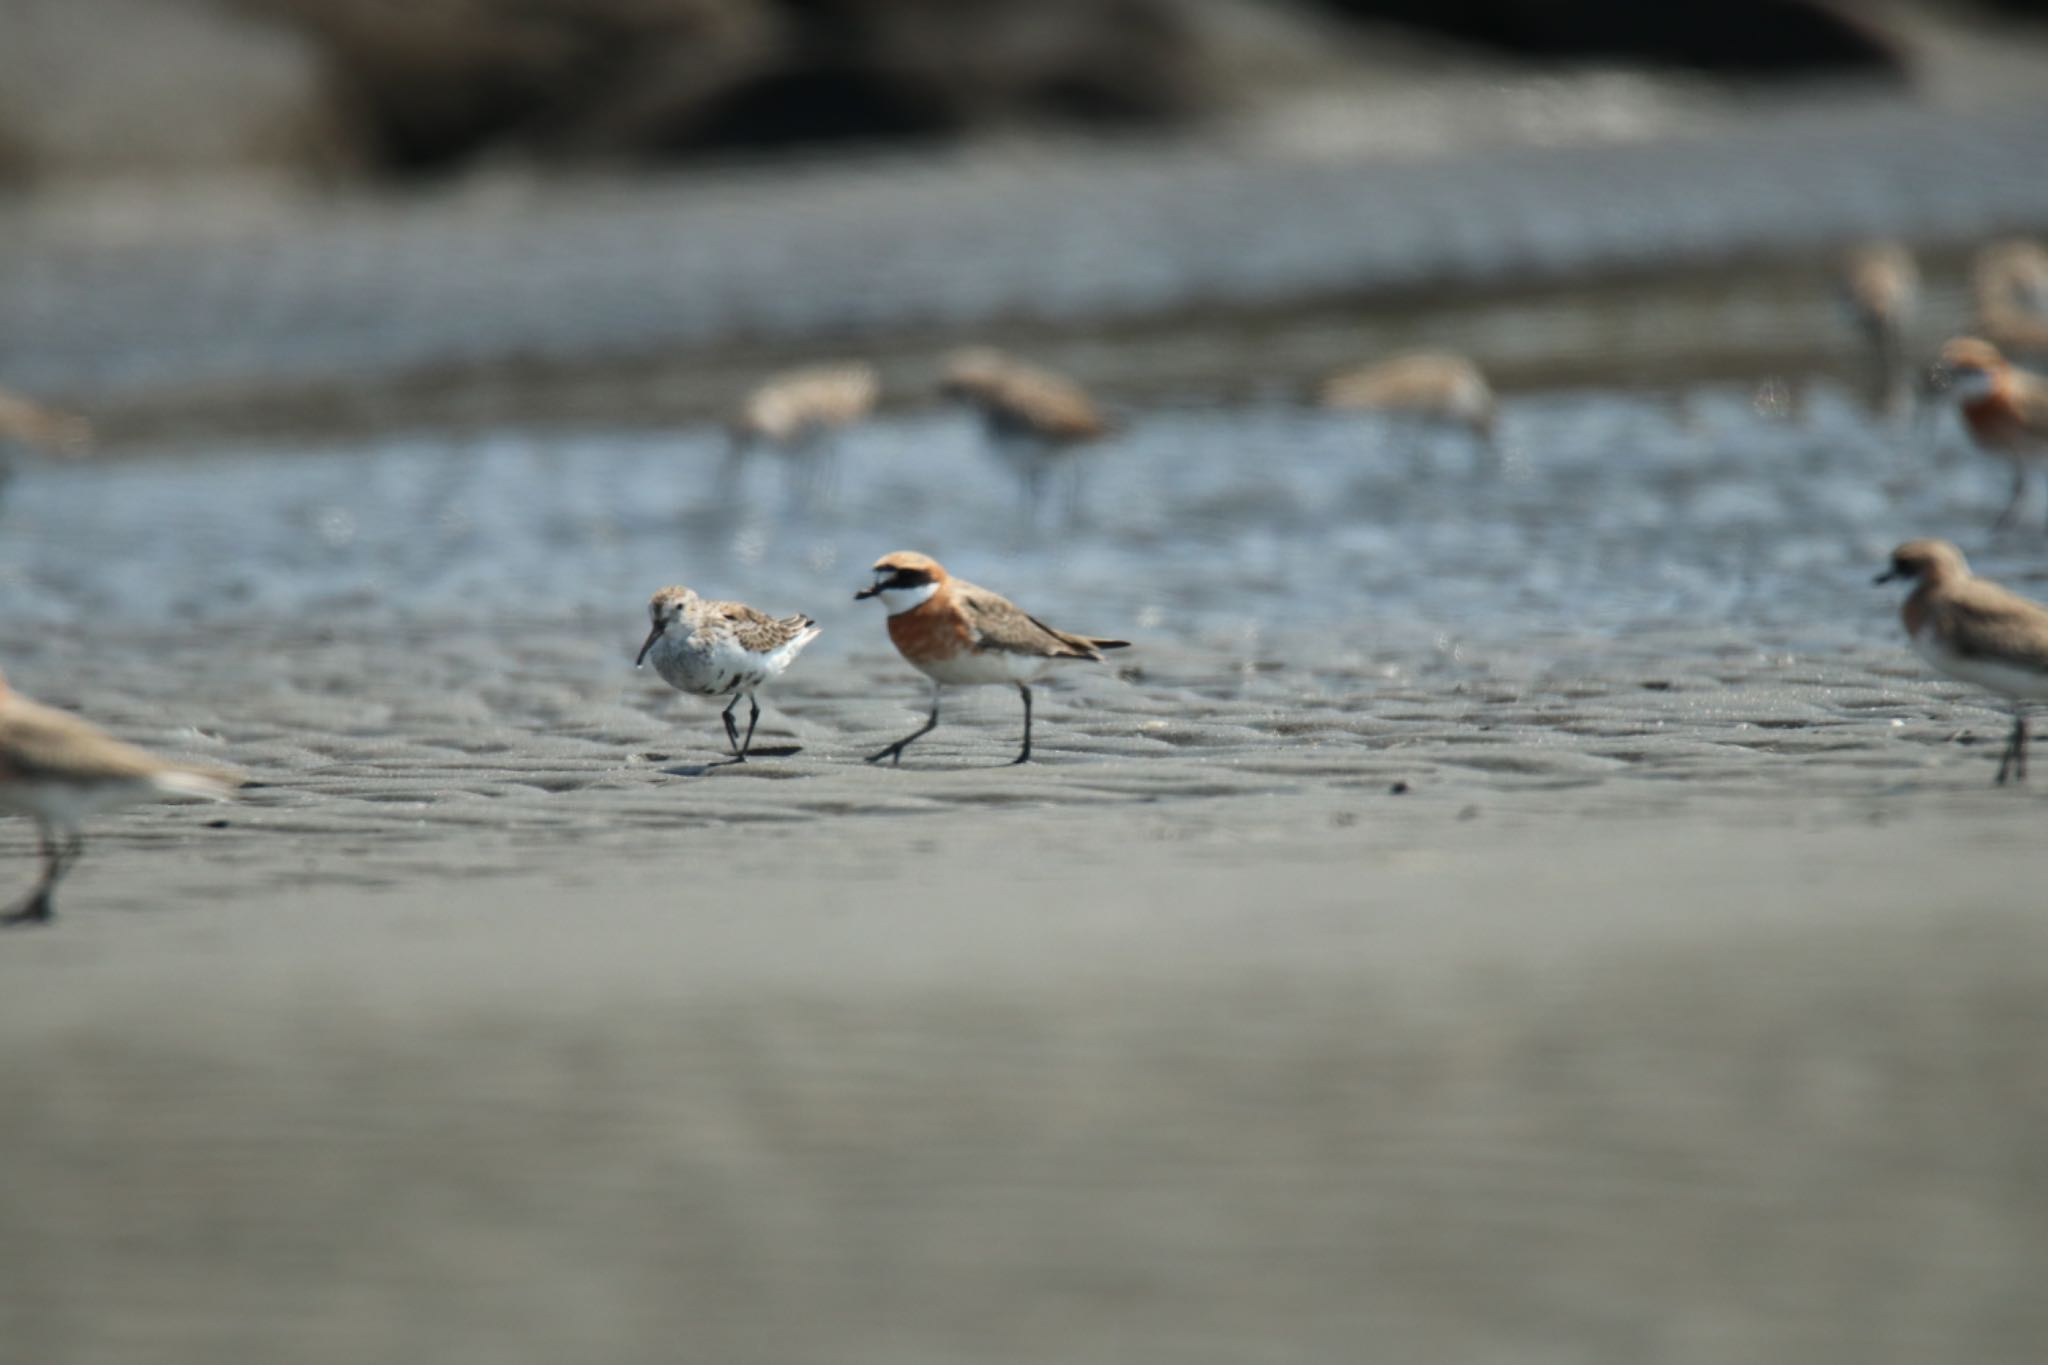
[1932,336,2048,532]
[1878,538,2048,784]
[941,348,1111,523]
[1838,240,1918,414]
[1972,239,2048,360]
[855,551,1128,766]
[719,362,878,506]
[0,387,91,489]
[636,586,822,762]
[0,670,242,925]
[1320,350,1497,448]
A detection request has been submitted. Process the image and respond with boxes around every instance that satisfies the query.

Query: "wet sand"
[6,71,2048,1356]
[7,375,2048,1358]
[4,712,2048,1362]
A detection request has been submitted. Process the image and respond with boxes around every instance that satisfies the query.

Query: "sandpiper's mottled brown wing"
[704,600,817,653]
[1930,578,2048,673]
[952,580,1127,660]
[0,694,192,784]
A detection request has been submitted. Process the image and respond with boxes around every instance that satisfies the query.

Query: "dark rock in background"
[0,0,1928,184]
[1306,0,1907,76]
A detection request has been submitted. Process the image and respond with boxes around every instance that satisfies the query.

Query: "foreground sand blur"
[2,797,2046,1363]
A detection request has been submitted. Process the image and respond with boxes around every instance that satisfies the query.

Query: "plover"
[1932,336,2048,531]
[1972,239,2048,358]
[635,586,822,762]
[0,669,241,925]
[720,362,878,503]
[1838,240,1918,413]
[940,348,1110,519]
[854,551,1128,765]
[1878,538,2048,784]
[1320,351,1496,441]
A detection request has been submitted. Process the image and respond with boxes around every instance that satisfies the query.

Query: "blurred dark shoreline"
[7,95,2048,446]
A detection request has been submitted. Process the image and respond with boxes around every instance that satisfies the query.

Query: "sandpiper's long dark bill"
[1878,538,2048,785]
[856,551,1127,766]
[0,669,242,925]
[635,586,821,762]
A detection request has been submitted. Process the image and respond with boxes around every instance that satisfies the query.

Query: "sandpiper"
[0,669,241,925]
[1878,538,2048,784]
[636,586,822,761]
[720,362,878,503]
[1972,239,2048,359]
[1838,240,1918,413]
[1320,351,1496,441]
[854,551,1128,765]
[941,348,1110,519]
[1932,336,2048,532]
[0,387,91,456]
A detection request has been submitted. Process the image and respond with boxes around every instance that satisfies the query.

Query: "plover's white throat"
[0,669,241,925]
[1932,337,2048,533]
[854,551,1128,766]
[1878,538,2048,784]
[636,585,822,762]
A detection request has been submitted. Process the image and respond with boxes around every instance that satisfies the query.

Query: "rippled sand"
[5,363,2048,1358]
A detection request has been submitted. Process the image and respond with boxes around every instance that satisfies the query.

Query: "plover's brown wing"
[709,601,818,653]
[952,581,1125,660]
[1934,580,2048,672]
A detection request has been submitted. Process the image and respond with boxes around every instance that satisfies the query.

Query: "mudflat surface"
[7,73,2048,1359]
[4,381,2048,1359]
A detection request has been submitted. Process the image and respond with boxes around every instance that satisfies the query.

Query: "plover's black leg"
[1012,683,1035,765]
[868,688,941,766]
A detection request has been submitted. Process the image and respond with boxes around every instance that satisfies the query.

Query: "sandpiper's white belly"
[1911,630,2048,702]
[649,628,816,697]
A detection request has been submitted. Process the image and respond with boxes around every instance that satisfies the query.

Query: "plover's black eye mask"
[883,568,934,589]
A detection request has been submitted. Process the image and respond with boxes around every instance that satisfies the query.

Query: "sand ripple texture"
[0,383,2036,888]
[9,391,2048,1363]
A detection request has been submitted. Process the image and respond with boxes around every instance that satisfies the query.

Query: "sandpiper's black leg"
[3,822,65,927]
[740,693,762,757]
[868,687,941,766]
[720,695,746,761]
[1012,683,1035,765]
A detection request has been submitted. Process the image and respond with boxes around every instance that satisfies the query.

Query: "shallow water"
[0,384,2025,652]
